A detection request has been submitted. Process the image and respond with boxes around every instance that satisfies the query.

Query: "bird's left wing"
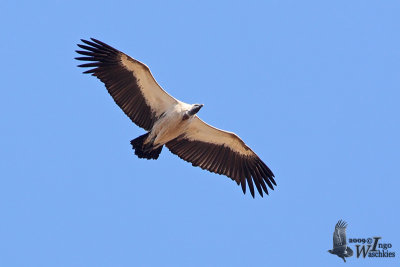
[166,116,275,197]
[333,220,348,248]
[75,38,178,131]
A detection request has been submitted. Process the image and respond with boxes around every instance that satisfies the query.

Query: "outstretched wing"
[75,38,178,130]
[166,117,275,197]
[333,220,348,249]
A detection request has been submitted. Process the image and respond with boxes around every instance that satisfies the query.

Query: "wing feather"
[166,117,275,197]
[333,220,348,248]
[75,38,178,130]
[251,162,264,197]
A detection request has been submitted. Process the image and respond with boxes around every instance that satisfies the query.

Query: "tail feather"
[130,133,163,160]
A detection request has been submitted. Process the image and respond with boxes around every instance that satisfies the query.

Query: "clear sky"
[1,0,399,266]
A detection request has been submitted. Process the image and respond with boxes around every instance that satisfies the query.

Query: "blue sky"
[1,0,399,266]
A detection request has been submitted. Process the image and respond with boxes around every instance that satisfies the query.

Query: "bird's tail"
[130,133,163,160]
[346,247,354,257]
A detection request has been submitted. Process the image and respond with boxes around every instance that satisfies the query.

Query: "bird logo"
[328,220,354,262]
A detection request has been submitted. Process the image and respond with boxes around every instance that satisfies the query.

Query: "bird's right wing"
[75,38,179,131]
[333,220,348,248]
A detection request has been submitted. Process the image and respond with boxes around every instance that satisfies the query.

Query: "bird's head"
[327,250,333,254]
[188,104,204,116]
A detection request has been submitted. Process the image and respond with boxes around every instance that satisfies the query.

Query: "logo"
[328,220,396,262]
[349,237,395,258]
[328,220,353,262]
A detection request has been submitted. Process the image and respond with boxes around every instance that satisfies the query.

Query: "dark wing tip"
[335,220,348,229]
[246,176,255,198]
[270,176,277,186]
[237,156,274,198]
[90,38,114,49]
[240,176,247,195]
[75,38,121,75]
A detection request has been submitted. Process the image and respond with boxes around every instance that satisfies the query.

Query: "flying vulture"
[328,220,354,262]
[75,38,276,197]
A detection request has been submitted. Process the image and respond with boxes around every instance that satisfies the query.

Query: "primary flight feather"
[75,38,276,197]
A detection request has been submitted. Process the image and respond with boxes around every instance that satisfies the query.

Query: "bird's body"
[145,102,205,148]
[75,38,276,197]
[146,102,189,147]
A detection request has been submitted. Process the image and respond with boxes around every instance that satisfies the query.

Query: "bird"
[328,220,354,262]
[75,38,276,197]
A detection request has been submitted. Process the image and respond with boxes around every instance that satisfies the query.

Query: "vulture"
[328,220,354,262]
[75,38,275,197]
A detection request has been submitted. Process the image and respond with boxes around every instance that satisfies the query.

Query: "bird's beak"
[188,104,204,116]
[197,104,204,112]
[195,104,204,113]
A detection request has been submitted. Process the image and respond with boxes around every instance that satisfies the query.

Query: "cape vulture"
[75,38,276,197]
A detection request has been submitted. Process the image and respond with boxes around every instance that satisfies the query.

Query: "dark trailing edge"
[75,38,157,130]
[167,135,276,197]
